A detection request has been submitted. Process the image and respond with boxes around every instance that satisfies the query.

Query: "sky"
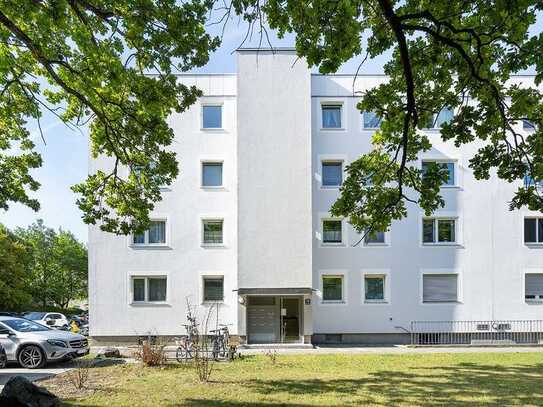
[0,13,540,243]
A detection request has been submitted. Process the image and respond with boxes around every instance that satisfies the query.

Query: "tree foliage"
[0,224,32,310]
[13,220,87,309]
[231,0,543,235]
[0,0,218,234]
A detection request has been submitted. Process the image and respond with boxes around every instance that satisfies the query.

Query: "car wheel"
[18,345,45,369]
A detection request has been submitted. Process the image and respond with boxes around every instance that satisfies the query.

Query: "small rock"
[0,376,60,407]
[97,347,121,358]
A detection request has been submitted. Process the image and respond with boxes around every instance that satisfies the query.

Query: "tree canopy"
[0,1,542,236]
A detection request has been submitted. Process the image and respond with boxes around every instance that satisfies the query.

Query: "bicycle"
[210,324,230,360]
[175,311,199,362]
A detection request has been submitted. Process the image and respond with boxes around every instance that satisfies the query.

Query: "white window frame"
[421,216,459,246]
[128,273,169,305]
[420,269,462,305]
[200,160,224,189]
[320,217,345,246]
[362,270,391,304]
[201,274,225,304]
[321,160,344,188]
[362,229,390,247]
[129,218,169,248]
[421,159,458,188]
[523,269,543,304]
[319,271,347,304]
[424,107,454,130]
[361,110,382,131]
[201,217,225,247]
[319,100,346,131]
[201,102,224,131]
[523,216,543,246]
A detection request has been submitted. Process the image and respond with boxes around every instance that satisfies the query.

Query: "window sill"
[202,300,225,305]
[440,185,461,190]
[129,244,172,250]
[421,243,462,248]
[320,185,341,190]
[525,243,543,248]
[364,300,388,304]
[321,300,346,305]
[422,301,461,305]
[321,243,346,247]
[364,243,389,248]
[362,127,380,131]
[320,127,346,132]
[201,186,225,190]
[159,187,172,192]
[201,244,226,249]
[130,302,171,307]
[201,128,226,132]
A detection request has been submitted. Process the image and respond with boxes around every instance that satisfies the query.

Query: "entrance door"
[280,297,301,343]
[247,296,279,344]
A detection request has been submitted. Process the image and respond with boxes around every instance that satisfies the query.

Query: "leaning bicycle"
[210,324,231,360]
[175,310,199,362]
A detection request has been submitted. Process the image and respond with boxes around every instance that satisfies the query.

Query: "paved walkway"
[0,362,73,391]
[238,345,543,355]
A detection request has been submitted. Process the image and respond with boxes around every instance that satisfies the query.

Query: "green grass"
[59,352,543,406]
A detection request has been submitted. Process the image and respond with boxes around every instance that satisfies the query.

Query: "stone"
[96,347,121,358]
[0,376,60,407]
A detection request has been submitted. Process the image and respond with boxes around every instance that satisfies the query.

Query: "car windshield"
[3,318,50,332]
[22,312,47,320]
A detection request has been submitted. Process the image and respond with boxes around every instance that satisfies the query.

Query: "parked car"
[0,312,17,317]
[0,316,89,368]
[22,312,69,329]
[0,342,6,368]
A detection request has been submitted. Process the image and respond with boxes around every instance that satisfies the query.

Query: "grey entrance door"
[247,296,279,343]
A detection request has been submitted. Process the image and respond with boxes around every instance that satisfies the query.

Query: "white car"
[22,312,69,329]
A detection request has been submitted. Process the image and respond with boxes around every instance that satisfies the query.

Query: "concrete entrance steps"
[239,343,314,350]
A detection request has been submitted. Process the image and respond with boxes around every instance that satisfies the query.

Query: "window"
[203,219,223,245]
[525,274,543,302]
[523,119,535,130]
[428,107,453,128]
[322,105,342,128]
[422,161,455,186]
[202,162,223,187]
[423,274,458,303]
[322,276,343,302]
[524,173,542,190]
[364,230,385,245]
[132,277,167,303]
[423,218,456,244]
[322,220,342,244]
[203,277,224,301]
[202,105,222,129]
[362,111,382,129]
[132,220,166,245]
[364,275,385,302]
[524,218,543,244]
[322,161,343,187]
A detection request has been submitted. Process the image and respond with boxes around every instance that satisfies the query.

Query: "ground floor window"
[203,277,224,301]
[132,276,167,303]
[364,275,385,302]
[525,273,543,302]
[322,275,343,302]
[422,274,458,303]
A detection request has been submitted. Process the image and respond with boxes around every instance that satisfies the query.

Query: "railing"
[410,320,543,345]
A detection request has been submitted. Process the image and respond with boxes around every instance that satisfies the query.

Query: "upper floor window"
[423,218,456,244]
[132,276,167,303]
[203,277,224,302]
[362,111,382,129]
[364,230,385,245]
[523,119,535,131]
[422,161,455,186]
[322,161,343,187]
[202,219,224,245]
[428,107,453,129]
[202,162,223,187]
[322,104,342,129]
[422,274,458,303]
[524,218,543,245]
[322,220,342,244]
[322,275,343,302]
[524,173,542,190]
[525,273,543,302]
[133,220,166,245]
[202,105,222,129]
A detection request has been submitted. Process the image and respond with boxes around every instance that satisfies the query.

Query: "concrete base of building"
[312,333,411,345]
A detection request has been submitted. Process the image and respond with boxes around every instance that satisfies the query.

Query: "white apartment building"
[89,49,543,346]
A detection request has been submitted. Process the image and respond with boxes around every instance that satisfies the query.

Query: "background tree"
[15,220,87,309]
[229,0,543,236]
[0,224,32,310]
[0,0,219,234]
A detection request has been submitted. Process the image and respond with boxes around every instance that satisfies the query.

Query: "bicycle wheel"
[176,346,191,362]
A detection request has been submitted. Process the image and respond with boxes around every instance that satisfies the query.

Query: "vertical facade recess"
[236,50,313,290]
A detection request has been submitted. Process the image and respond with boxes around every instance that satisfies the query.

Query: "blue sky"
[0,15,540,242]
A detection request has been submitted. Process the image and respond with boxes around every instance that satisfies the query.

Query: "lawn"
[44,352,543,406]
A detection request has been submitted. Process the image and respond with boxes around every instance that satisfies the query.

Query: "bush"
[133,341,167,367]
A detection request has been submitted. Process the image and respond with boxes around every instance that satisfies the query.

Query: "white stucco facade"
[89,49,543,344]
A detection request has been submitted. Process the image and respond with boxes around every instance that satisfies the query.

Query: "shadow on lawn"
[240,362,543,406]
